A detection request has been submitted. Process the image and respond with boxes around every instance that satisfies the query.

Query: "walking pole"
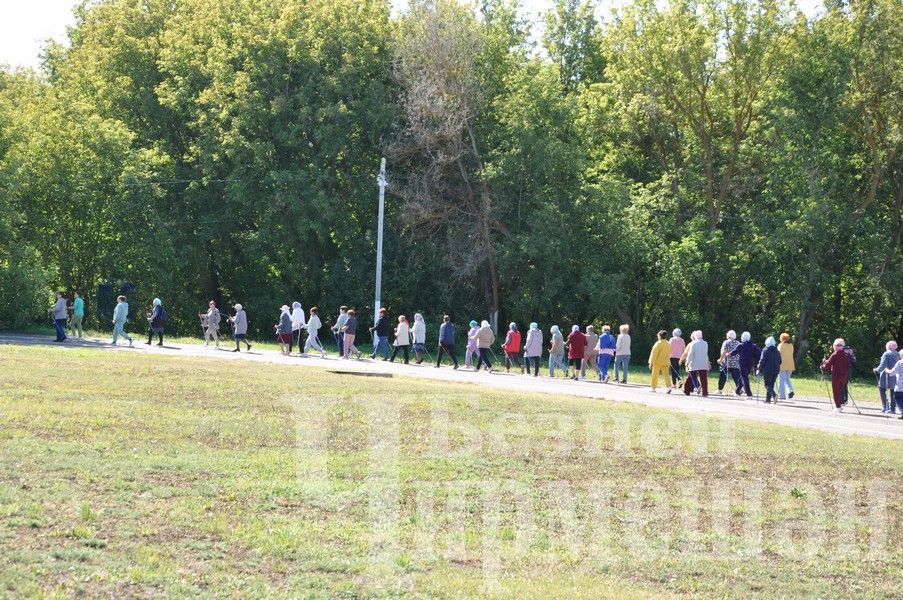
[819,369,834,407]
[845,386,864,415]
[755,372,760,403]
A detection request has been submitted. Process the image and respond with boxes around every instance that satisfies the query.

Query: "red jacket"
[567,331,587,360]
[502,330,521,353]
[821,349,849,381]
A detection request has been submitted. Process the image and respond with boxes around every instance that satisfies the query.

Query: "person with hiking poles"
[341,309,361,359]
[728,331,758,397]
[474,320,495,371]
[302,307,327,357]
[777,333,796,400]
[275,305,293,356]
[821,338,850,414]
[595,325,616,382]
[146,298,166,346]
[289,301,306,355]
[229,304,251,352]
[549,325,566,378]
[68,291,85,338]
[524,322,543,377]
[435,315,459,369]
[566,325,586,381]
[111,295,133,346]
[669,329,685,391]
[50,291,68,342]
[882,352,903,420]
[648,330,671,393]
[465,320,480,369]
[370,307,392,360]
[757,336,782,403]
[681,330,710,396]
[502,322,523,373]
[717,330,741,395]
[614,324,631,383]
[874,340,900,414]
[581,325,599,380]
[332,306,348,356]
[390,314,411,364]
[199,300,221,347]
[411,313,427,364]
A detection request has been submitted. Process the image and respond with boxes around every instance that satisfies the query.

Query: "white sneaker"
[320,352,327,358]
[833,407,842,414]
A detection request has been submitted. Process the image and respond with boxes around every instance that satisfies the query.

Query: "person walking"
[595,325,616,382]
[146,298,166,346]
[302,307,327,357]
[199,300,221,347]
[411,313,427,364]
[341,309,361,359]
[777,333,796,400]
[669,329,685,390]
[275,305,293,355]
[549,325,566,378]
[883,354,903,420]
[465,320,480,369]
[332,306,349,356]
[290,301,306,355]
[501,322,523,373]
[111,295,133,346]
[390,315,411,364]
[648,330,672,393]
[68,291,85,338]
[566,325,587,380]
[717,330,742,395]
[728,331,758,397]
[581,325,599,380]
[614,324,632,383]
[524,322,543,377]
[681,330,710,396]
[757,336,782,403]
[821,338,850,413]
[370,307,392,360]
[475,320,495,371]
[50,291,68,342]
[436,315,459,369]
[229,304,252,352]
[874,340,900,414]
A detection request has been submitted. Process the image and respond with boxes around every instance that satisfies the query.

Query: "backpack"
[160,307,169,323]
[843,346,856,369]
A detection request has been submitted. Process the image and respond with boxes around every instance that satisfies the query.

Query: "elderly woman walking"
[502,322,523,373]
[566,325,587,380]
[275,305,293,355]
[524,322,543,377]
[229,304,251,352]
[883,354,903,420]
[465,320,480,369]
[822,338,850,413]
[549,325,566,378]
[390,315,411,364]
[596,325,617,383]
[777,333,796,400]
[874,341,900,413]
[581,325,599,380]
[757,337,782,403]
[411,313,427,364]
[717,330,741,395]
[614,324,632,383]
[681,330,710,396]
[341,309,361,359]
[648,330,672,393]
[199,300,221,347]
[146,298,166,346]
[728,332,758,397]
[475,320,495,372]
[669,329,685,390]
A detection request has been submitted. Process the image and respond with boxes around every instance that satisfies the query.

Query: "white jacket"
[411,319,426,344]
[394,321,410,346]
[291,307,306,331]
[306,314,321,335]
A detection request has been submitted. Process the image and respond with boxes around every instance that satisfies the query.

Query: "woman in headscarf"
[728,331,758,397]
[465,320,480,369]
[595,325,616,383]
[669,329,685,390]
[581,325,599,380]
[777,333,796,400]
[548,325,566,378]
[821,338,849,413]
[757,336,782,403]
[229,303,251,352]
[874,340,900,413]
[648,330,671,393]
[523,322,543,377]
[146,298,165,346]
[501,322,523,373]
[289,301,306,355]
[566,325,586,380]
[475,320,495,371]
[717,330,741,395]
[390,315,411,364]
[614,324,632,383]
[411,313,427,364]
[275,305,293,356]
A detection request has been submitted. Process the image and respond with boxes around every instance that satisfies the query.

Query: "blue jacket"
[149,305,164,332]
[729,341,759,372]
[598,332,616,352]
[439,322,455,345]
[875,350,900,388]
[757,346,781,376]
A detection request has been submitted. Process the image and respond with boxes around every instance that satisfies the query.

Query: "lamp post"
[374,158,387,325]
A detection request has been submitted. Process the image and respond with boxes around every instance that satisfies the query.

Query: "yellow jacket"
[778,342,795,372]
[649,339,671,368]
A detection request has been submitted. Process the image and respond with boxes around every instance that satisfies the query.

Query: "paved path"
[3,333,901,440]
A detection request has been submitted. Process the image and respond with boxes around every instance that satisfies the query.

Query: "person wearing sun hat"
[229,303,251,352]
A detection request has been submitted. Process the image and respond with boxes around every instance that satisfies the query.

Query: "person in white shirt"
[290,301,306,355]
[302,307,326,357]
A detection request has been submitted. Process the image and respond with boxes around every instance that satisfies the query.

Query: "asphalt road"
[2,333,901,440]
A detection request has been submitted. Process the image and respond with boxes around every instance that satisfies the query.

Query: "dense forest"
[0,0,900,369]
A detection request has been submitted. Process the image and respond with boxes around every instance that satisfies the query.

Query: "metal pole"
[374,158,387,325]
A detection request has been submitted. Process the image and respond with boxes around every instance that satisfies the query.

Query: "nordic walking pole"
[755,371,760,403]
[845,386,864,415]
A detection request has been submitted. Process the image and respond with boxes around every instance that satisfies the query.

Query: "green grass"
[0,345,900,598]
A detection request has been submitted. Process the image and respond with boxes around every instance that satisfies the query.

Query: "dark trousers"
[333,331,344,355]
[763,372,778,402]
[53,319,67,341]
[476,348,492,370]
[718,367,742,392]
[669,358,681,384]
[738,368,753,396]
[831,377,845,408]
[390,344,410,364]
[525,356,540,376]
[234,334,251,351]
[436,343,458,367]
[505,351,523,370]
[683,370,709,396]
[147,330,163,345]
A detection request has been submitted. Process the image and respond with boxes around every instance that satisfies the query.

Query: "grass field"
[1,344,900,598]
